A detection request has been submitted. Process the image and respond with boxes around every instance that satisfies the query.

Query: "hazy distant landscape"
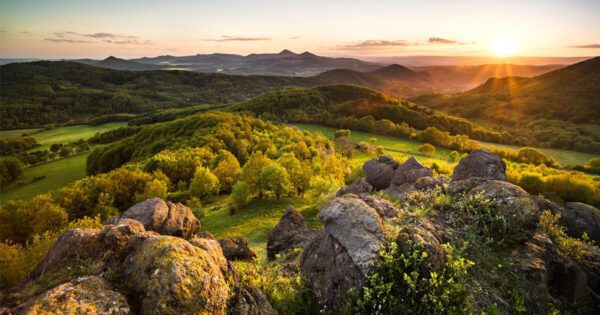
[1,1,599,314]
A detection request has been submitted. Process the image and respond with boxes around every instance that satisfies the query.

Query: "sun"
[491,38,519,57]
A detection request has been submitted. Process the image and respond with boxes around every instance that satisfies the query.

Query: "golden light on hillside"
[491,38,519,57]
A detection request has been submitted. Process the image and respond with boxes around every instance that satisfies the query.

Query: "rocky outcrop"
[560,202,600,244]
[267,206,319,261]
[301,194,387,310]
[123,235,230,314]
[5,198,277,315]
[13,276,130,314]
[391,157,433,187]
[336,177,373,196]
[513,231,599,313]
[228,286,278,315]
[219,237,257,261]
[363,155,399,189]
[468,180,540,242]
[119,197,200,239]
[451,150,507,182]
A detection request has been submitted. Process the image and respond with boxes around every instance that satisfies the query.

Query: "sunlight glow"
[491,38,519,57]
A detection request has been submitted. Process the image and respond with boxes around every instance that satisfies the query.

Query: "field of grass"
[0,152,89,201]
[201,196,320,260]
[0,128,41,139]
[479,142,598,166]
[23,123,127,151]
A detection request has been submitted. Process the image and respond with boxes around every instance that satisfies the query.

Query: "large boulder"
[363,155,399,190]
[513,231,598,313]
[396,222,446,273]
[122,235,230,314]
[560,202,600,244]
[383,157,435,201]
[219,237,257,261]
[336,177,373,196]
[301,194,387,310]
[13,276,130,314]
[391,157,433,187]
[357,193,400,219]
[267,206,319,261]
[468,180,540,242]
[451,150,506,182]
[228,285,278,315]
[120,197,200,239]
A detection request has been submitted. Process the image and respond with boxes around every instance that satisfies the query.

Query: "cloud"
[337,39,415,50]
[428,37,457,44]
[44,38,91,44]
[45,31,151,45]
[206,35,272,42]
[570,44,600,48]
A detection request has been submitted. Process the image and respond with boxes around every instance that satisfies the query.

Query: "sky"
[1,0,599,59]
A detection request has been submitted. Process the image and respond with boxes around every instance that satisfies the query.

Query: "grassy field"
[0,128,41,139]
[25,123,127,151]
[0,152,89,201]
[292,123,598,167]
[201,196,320,260]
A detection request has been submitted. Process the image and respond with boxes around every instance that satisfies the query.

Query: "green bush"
[189,166,220,201]
[353,241,473,314]
[539,210,596,262]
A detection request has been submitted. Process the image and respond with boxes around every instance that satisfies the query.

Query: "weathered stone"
[396,224,445,272]
[228,286,278,315]
[363,155,399,190]
[267,206,319,261]
[120,198,200,239]
[318,195,386,275]
[13,276,130,315]
[122,235,230,314]
[301,232,365,311]
[336,177,373,196]
[391,157,433,187]
[414,176,447,191]
[451,150,506,182]
[513,231,597,313]
[560,202,600,244]
[447,178,488,195]
[357,193,400,219]
[468,180,540,242]
[219,237,257,261]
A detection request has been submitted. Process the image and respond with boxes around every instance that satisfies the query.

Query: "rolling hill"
[412,56,600,125]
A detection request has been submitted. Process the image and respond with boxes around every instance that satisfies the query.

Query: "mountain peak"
[279,49,296,55]
[299,51,317,57]
[103,56,121,61]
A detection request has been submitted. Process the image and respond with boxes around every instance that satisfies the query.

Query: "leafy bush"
[353,241,473,314]
[417,143,436,156]
[539,210,596,262]
[0,156,25,185]
[189,166,220,200]
[451,193,509,244]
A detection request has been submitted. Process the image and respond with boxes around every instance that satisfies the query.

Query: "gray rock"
[318,195,387,275]
[267,206,319,261]
[219,237,257,261]
[391,157,433,187]
[414,176,447,191]
[228,285,278,315]
[451,150,506,182]
[561,202,600,244]
[120,198,200,239]
[336,177,373,196]
[363,155,399,190]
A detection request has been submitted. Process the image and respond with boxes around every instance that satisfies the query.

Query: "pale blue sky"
[1,0,599,58]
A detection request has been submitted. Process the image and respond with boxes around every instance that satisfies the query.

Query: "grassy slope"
[0,128,41,139]
[0,152,89,201]
[26,123,127,151]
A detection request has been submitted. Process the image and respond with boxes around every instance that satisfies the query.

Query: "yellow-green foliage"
[0,216,102,289]
[539,210,596,262]
[236,261,313,314]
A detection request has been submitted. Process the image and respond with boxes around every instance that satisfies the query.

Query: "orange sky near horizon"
[1,0,599,59]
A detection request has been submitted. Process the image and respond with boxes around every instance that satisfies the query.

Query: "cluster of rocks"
[2,198,272,315]
[267,150,600,312]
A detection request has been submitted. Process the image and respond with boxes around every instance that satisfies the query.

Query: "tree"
[59,147,71,157]
[50,143,61,153]
[418,143,436,156]
[240,151,272,197]
[334,129,351,138]
[0,156,25,185]
[212,150,241,193]
[135,178,169,202]
[259,163,293,199]
[277,153,311,196]
[231,181,252,211]
[189,167,220,200]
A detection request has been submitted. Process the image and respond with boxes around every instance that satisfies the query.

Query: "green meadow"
[24,123,127,151]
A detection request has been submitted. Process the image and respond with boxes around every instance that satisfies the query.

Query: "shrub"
[259,163,293,199]
[451,193,510,244]
[189,167,220,200]
[231,181,253,211]
[418,143,436,156]
[212,150,241,193]
[539,210,596,262]
[354,241,473,314]
[449,150,460,162]
[0,156,25,185]
[334,129,351,138]
[517,172,545,196]
[135,178,169,202]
